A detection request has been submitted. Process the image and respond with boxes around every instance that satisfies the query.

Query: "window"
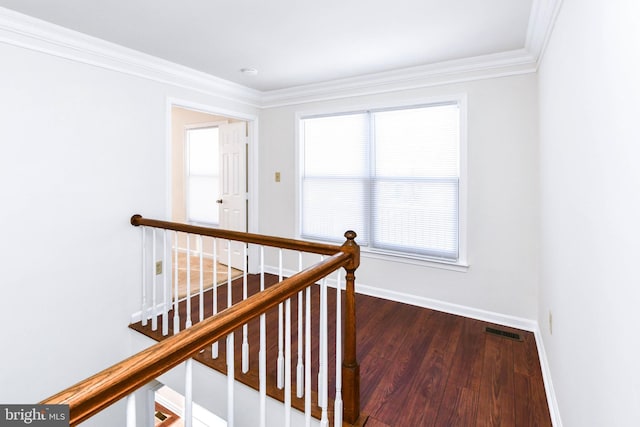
[186,126,219,225]
[299,100,465,263]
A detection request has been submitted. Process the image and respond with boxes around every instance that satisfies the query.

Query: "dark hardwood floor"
[130,274,551,427]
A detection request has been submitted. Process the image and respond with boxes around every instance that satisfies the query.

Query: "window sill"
[361,248,469,272]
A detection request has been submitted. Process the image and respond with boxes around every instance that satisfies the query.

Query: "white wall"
[259,74,540,322]
[538,0,640,425]
[0,40,257,425]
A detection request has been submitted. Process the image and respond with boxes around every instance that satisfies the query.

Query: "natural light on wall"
[299,102,461,261]
[187,127,220,225]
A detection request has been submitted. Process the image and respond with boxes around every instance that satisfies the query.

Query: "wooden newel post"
[341,230,360,425]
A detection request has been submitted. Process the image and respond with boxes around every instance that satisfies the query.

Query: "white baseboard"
[354,282,538,331]
[263,264,535,329]
[532,328,563,427]
[130,302,171,325]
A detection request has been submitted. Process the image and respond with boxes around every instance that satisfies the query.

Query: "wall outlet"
[155,260,163,275]
[549,310,553,335]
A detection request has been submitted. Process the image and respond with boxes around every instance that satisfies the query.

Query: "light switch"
[275,171,281,182]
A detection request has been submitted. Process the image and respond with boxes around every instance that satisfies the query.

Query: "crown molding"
[526,0,564,68]
[0,1,561,109]
[260,49,538,108]
[0,7,262,107]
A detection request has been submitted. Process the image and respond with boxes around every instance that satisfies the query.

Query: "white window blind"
[187,127,219,225]
[300,102,460,261]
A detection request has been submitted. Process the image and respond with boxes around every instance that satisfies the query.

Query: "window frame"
[295,95,468,270]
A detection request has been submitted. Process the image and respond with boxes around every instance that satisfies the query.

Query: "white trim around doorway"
[165,97,260,272]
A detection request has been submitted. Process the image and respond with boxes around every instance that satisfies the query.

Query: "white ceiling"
[0,0,535,92]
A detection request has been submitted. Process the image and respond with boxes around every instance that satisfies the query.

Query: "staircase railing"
[41,215,361,427]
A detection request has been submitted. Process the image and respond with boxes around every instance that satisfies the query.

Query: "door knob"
[216,199,223,204]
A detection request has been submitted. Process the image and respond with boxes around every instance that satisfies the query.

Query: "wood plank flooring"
[130,274,551,426]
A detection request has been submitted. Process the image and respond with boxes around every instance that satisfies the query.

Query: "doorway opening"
[171,105,248,236]
[169,105,249,294]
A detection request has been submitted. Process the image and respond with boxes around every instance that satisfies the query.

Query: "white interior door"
[218,121,247,270]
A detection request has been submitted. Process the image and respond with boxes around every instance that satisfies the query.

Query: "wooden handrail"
[42,252,352,426]
[131,214,342,256]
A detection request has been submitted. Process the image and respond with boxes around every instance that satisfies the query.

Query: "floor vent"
[485,327,522,341]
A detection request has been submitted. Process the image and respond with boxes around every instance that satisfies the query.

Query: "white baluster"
[317,258,325,407]
[227,333,235,427]
[198,235,204,324]
[319,275,329,427]
[296,252,304,398]
[151,228,158,331]
[242,244,249,373]
[212,238,218,358]
[141,226,147,326]
[126,393,136,427]
[304,285,312,427]
[173,231,180,334]
[334,270,343,427]
[185,235,192,329]
[162,230,169,336]
[259,246,266,427]
[277,249,284,389]
[285,296,292,427]
[226,240,235,427]
[227,240,232,307]
[185,358,193,427]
